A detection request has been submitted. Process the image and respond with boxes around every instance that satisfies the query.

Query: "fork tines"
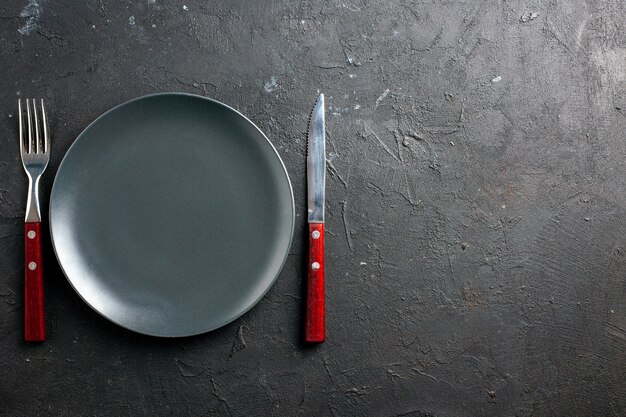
[18,99,49,155]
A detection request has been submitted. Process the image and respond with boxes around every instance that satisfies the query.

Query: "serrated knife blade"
[307,94,325,223]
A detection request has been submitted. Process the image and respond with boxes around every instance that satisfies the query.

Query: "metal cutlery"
[305,94,326,343]
[18,99,50,342]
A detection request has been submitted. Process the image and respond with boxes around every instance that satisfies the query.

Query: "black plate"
[50,93,294,337]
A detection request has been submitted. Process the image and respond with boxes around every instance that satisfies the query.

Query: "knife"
[306,93,326,343]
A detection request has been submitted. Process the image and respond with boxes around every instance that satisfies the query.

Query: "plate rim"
[49,92,295,337]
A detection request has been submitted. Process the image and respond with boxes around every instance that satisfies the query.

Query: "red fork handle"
[305,223,325,343]
[24,222,45,341]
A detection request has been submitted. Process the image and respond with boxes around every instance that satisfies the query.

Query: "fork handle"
[305,223,325,343]
[24,222,45,342]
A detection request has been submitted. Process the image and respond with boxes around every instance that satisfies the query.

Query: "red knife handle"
[24,222,45,342]
[306,223,325,343]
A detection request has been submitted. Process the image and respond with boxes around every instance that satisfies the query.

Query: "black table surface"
[1,1,625,416]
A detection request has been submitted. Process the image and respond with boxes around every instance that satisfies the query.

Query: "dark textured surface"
[0,0,625,416]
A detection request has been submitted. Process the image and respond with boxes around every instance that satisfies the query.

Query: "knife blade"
[305,93,326,343]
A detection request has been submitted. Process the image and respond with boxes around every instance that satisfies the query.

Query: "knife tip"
[316,93,324,108]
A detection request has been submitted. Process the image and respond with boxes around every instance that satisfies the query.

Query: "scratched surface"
[1,0,625,416]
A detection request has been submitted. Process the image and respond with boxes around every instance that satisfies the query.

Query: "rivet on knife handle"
[306,223,325,342]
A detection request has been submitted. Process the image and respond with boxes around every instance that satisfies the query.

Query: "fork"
[18,99,50,342]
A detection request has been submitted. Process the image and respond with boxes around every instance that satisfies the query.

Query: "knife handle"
[306,223,325,343]
[24,222,45,342]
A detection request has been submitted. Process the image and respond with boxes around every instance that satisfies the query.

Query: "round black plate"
[50,93,294,337]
